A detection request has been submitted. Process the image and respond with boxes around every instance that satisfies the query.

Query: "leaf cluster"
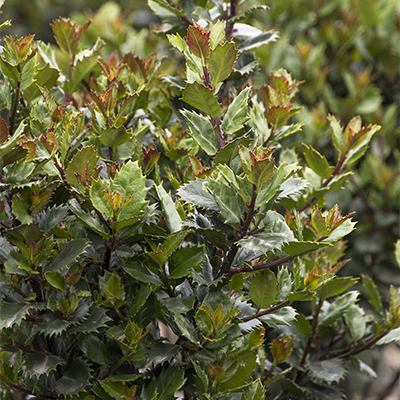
[0,1,399,400]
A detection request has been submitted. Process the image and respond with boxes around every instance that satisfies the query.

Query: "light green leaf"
[362,274,383,315]
[344,125,380,167]
[45,271,65,291]
[258,307,298,327]
[25,353,65,378]
[169,244,205,279]
[99,126,131,149]
[177,179,219,211]
[90,178,113,217]
[239,216,295,254]
[319,291,359,327]
[182,82,221,119]
[210,20,226,50]
[64,55,101,94]
[283,241,331,256]
[209,42,238,87]
[277,177,309,201]
[237,30,279,52]
[242,379,264,400]
[328,114,344,157]
[395,239,400,267]
[307,359,346,384]
[181,109,219,156]
[111,160,148,220]
[303,144,333,180]
[249,270,277,309]
[324,218,357,242]
[315,277,358,300]
[47,238,90,272]
[20,57,37,92]
[155,184,182,233]
[221,87,250,135]
[344,304,367,342]
[276,267,292,302]
[204,178,241,224]
[376,327,400,345]
[65,146,99,186]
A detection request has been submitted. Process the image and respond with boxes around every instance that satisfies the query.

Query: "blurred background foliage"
[1,0,399,398]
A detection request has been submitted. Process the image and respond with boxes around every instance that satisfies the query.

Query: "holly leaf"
[303,144,333,180]
[361,274,383,316]
[64,55,101,94]
[169,244,205,279]
[187,21,210,61]
[177,179,219,211]
[0,302,46,329]
[55,358,91,396]
[315,277,358,300]
[221,87,250,135]
[319,291,359,327]
[237,30,279,52]
[25,353,65,378]
[307,359,347,384]
[68,199,111,239]
[47,238,90,272]
[283,241,331,256]
[181,109,219,156]
[204,178,241,224]
[209,42,238,86]
[68,305,112,334]
[249,270,277,309]
[182,82,221,119]
[155,184,182,233]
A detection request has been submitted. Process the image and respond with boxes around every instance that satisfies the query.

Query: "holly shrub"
[0,1,399,399]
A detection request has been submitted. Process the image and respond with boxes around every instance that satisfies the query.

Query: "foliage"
[0,1,399,400]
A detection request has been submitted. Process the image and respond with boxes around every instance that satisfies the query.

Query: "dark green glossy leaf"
[47,238,90,272]
[78,334,109,365]
[169,244,205,279]
[25,353,65,378]
[174,313,199,344]
[68,199,111,239]
[148,343,180,366]
[55,357,91,395]
[0,302,45,329]
[123,261,163,286]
